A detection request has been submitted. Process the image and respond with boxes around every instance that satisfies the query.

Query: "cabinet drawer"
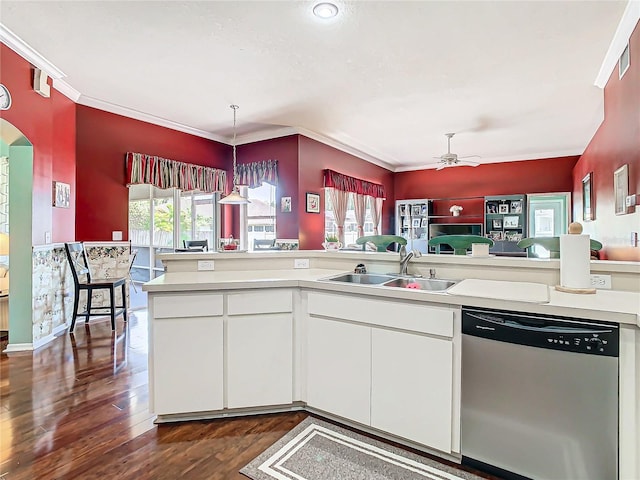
[228,290,292,315]
[308,292,454,338]
[153,294,223,319]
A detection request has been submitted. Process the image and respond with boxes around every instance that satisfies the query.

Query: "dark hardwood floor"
[1,311,499,480]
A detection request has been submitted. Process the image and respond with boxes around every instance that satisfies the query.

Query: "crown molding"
[594,1,640,88]
[52,79,81,102]
[77,95,228,143]
[0,23,65,79]
[235,127,298,145]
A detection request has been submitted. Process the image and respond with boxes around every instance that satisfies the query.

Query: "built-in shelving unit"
[484,194,527,255]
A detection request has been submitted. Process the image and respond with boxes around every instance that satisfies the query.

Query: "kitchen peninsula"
[143,250,640,479]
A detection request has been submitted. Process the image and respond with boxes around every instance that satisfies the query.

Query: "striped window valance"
[323,169,386,198]
[237,159,278,189]
[125,152,226,193]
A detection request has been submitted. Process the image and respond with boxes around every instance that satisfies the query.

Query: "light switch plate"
[294,258,310,269]
[590,274,611,289]
[112,231,123,241]
[197,260,215,271]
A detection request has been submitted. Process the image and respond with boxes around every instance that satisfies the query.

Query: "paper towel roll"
[559,234,591,289]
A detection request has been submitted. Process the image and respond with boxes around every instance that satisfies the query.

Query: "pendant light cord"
[231,104,239,187]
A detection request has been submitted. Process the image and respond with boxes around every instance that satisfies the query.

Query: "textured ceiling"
[0,1,627,171]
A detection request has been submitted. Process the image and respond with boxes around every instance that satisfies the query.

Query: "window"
[324,190,378,245]
[246,182,276,251]
[128,184,219,282]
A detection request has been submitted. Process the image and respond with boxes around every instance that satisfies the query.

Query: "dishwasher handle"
[465,312,615,335]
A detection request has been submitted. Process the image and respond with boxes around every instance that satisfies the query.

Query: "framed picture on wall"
[582,172,594,221]
[281,196,292,213]
[305,192,320,213]
[498,203,510,214]
[52,181,70,208]
[614,164,629,215]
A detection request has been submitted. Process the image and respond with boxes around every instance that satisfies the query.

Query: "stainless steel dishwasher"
[461,306,619,480]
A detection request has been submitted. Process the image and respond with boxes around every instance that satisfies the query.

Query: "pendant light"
[219,104,250,204]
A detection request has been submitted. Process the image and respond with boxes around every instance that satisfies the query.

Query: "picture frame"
[420,203,428,215]
[281,196,292,213]
[53,181,70,208]
[411,205,421,216]
[399,205,406,215]
[614,164,629,215]
[498,203,510,214]
[503,216,519,228]
[305,192,320,213]
[486,202,498,214]
[510,200,523,214]
[411,218,421,228]
[492,218,503,229]
[505,231,523,242]
[420,217,428,227]
[488,231,503,241]
[582,172,594,221]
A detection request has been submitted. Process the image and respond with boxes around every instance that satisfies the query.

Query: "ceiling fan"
[430,133,481,170]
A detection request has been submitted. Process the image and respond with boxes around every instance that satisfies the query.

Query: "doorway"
[526,193,571,258]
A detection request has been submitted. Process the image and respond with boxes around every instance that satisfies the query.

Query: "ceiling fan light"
[219,187,251,205]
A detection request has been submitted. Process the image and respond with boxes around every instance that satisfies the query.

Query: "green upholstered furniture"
[428,235,494,255]
[356,235,408,252]
[517,237,603,258]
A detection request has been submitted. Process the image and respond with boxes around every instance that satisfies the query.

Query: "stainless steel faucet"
[399,246,422,276]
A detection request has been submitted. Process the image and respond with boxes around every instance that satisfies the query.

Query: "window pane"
[247,182,276,251]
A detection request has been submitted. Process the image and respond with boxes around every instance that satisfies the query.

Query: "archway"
[0,118,34,350]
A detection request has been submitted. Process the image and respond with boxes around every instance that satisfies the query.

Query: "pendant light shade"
[220,104,250,205]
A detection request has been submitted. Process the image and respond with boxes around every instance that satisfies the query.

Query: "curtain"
[353,193,367,238]
[369,196,383,235]
[125,152,226,193]
[328,188,349,245]
[237,160,278,188]
[324,169,385,198]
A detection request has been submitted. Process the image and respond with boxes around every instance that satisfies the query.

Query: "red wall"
[298,136,395,250]
[236,136,299,240]
[75,106,229,241]
[573,23,640,261]
[395,155,578,206]
[0,44,76,245]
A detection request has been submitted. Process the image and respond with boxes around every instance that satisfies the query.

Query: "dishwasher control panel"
[462,307,619,357]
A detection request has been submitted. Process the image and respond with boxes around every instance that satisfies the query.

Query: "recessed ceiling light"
[313,2,339,19]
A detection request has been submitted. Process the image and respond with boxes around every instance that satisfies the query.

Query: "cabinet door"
[371,328,453,453]
[152,316,224,415]
[307,317,371,425]
[227,313,293,408]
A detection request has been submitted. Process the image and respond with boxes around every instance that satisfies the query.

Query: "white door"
[526,193,570,258]
[371,328,454,453]
[307,317,371,425]
[227,313,293,408]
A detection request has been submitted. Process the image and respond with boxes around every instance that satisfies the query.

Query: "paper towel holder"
[555,222,596,294]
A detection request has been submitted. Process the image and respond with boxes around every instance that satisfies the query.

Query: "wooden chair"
[355,235,408,252]
[64,242,128,331]
[428,235,494,255]
[183,239,208,251]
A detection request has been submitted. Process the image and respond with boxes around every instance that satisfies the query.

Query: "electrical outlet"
[294,258,310,269]
[45,231,51,244]
[197,260,215,271]
[590,274,611,289]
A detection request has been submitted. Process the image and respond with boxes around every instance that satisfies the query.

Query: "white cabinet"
[307,317,371,425]
[227,290,294,408]
[227,313,293,408]
[371,328,453,452]
[306,291,459,453]
[151,294,224,415]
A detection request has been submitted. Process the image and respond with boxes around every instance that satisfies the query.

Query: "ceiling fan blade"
[458,160,480,167]
[435,163,447,171]
[458,155,481,159]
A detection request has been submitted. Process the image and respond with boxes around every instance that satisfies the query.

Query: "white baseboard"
[3,342,34,353]
[32,322,69,350]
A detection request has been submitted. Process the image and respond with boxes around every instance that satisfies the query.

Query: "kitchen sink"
[322,273,456,291]
[321,273,398,284]
[381,277,456,291]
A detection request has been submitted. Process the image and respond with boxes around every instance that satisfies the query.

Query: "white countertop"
[143,269,640,327]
